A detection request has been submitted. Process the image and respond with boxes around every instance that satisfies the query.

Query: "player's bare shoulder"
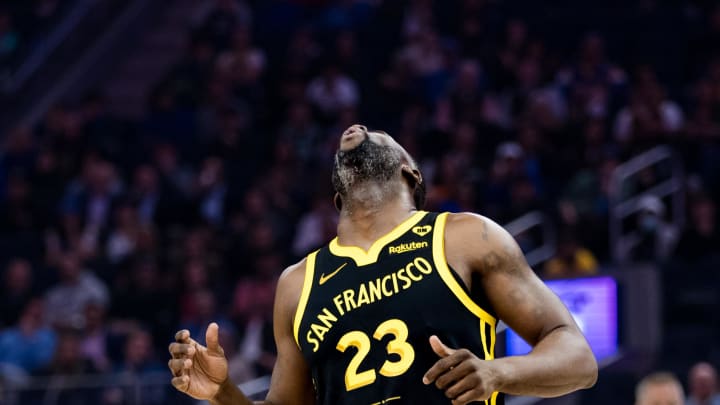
[443,212,528,278]
[276,257,310,325]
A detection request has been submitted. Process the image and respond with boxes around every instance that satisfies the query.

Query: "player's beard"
[331,138,403,199]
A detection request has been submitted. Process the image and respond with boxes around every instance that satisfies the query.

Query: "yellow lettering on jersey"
[343,289,357,312]
[388,241,428,255]
[381,274,394,296]
[311,323,329,342]
[405,262,423,281]
[307,330,320,352]
[397,269,411,289]
[304,257,437,353]
[369,278,383,302]
[317,307,338,329]
[415,257,433,274]
[357,284,371,306]
[333,294,345,316]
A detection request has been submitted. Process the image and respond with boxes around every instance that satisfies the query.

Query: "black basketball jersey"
[294,211,503,405]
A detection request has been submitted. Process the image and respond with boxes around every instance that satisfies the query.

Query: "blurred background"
[0,0,718,404]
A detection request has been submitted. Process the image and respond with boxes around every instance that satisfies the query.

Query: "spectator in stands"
[128,165,163,225]
[687,362,720,405]
[179,289,230,342]
[614,66,684,150]
[231,254,279,379]
[292,194,338,257]
[42,331,95,375]
[306,63,359,120]
[685,79,720,140]
[0,172,38,233]
[284,26,322,78]
[105,201,142,265]
[543,229,599,279]
[620,195,679,262]
[197,0,252,50]
[116,329,162,374]
[0,298,56,375]
[481,141,532,221]
[45,251,110,329]
[2,126,37,174]
[30,146,66,227]
[447,60,485,124]
[35,331,101,405]
[0,258,34,327]
[635,371,685,405]
[674,196,720,260]
[397,28,449,103]
[277,101,323,164]
[557,33,627,122]
[216,25,266,87]
[111,329,167,405]
[152,142,194,198]
[110,258,175,348]
[195,157,228,227]
[57,159,122,259]
[79,301,111,372]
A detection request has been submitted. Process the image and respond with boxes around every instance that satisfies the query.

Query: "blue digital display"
[505,276,618,360]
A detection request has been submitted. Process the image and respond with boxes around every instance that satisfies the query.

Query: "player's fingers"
[175,329,190,342]
[445,374,477,401]
[169,342,196,357]
[205,322,222,355]
[451,385,491,405]
[171,375,190,392]
[423,350,470,384]
[434,361,473,390]
[429,335,456,358]
[168,358,193,376]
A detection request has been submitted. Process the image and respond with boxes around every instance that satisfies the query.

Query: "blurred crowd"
[1,0,720,403]
[0,0,70,76]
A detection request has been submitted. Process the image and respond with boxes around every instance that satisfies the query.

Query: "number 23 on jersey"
[336,319,415,391]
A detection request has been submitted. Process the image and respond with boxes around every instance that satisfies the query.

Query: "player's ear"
[333,193,343,211]
[401,165,425,209]
[401,165,422,188]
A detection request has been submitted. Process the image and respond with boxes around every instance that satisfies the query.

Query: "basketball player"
[168,125,598,404]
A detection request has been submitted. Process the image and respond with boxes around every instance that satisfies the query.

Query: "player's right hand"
[168,322,229,400]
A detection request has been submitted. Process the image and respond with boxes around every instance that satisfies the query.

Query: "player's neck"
[337,190,416,251]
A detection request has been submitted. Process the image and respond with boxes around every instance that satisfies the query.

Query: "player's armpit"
[444,213,597,397]
[263,260,317,405]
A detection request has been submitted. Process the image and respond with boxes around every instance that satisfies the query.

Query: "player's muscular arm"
[169,261,315,405]
[425,213,597,402]
[456,214,597,396]
[263,261,317,405]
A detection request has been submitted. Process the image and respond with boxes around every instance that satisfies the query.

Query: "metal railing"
[1,371,176,405]
[609,146,684,263]
[504,211,557,268]
[0,368,272,405]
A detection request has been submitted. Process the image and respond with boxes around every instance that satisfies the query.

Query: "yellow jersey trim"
[293,250,318,347]
[432,212,497,327]
[480,319,491,359]
[328,211,427,266]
